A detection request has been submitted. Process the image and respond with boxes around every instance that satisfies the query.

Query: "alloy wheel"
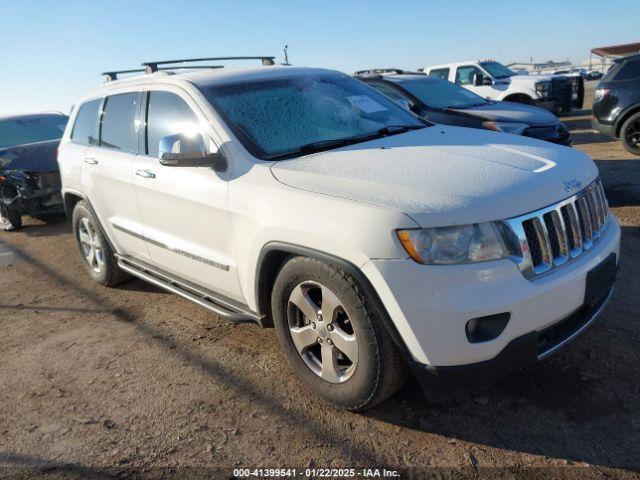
[626,120,640,150]
[78,217,105,273]
[287,281,358,383]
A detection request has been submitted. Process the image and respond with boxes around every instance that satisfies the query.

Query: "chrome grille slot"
[506,180,611,280]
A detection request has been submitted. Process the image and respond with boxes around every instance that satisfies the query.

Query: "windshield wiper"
[376,125,424,136]
[295,126,424,155]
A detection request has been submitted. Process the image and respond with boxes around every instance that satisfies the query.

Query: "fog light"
[465,313,510,343]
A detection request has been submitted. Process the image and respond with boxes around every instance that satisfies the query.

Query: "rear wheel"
[72,201,128,286]
[620,112,640,156]
[271,256,407,411]
[0,201,22,231]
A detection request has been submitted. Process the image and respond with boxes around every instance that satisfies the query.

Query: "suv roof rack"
[142,56,276,73]
[353,68,425,77]
[102,56,275,82]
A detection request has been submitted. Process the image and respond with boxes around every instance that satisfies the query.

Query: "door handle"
[83,156,98,165]
[136,169,156,179]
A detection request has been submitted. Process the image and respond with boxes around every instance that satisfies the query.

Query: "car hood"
[270,126,598,227]
[450,101,559,126]
[0,140,60,172]
[508,74,555,86]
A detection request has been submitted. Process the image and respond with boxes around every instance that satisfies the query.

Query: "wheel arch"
[614,103,640,138]
[254,242,414,362]
[63,190,118,255]
[502,93,535,104]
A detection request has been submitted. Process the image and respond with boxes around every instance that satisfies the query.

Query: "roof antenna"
[282,45,291,66]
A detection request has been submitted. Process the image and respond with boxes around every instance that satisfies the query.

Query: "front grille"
[550,77,571,103]
[505,180,610,279]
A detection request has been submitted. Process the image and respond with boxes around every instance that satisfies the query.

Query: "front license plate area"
[584,253,617,307]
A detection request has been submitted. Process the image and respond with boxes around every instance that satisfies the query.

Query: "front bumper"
[592,116,616,138]
[412,287,614,389]
[361,215,621,377]
[523,124,572,146]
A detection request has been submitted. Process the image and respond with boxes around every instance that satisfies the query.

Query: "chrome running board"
[116,254,259,324]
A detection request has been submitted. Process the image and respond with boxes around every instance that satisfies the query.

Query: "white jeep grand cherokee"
[58,58,620,411]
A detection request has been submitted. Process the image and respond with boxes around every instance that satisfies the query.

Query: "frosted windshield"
[203,73,424,159]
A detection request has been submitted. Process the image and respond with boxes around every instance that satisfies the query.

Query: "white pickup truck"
[424,60,582,113]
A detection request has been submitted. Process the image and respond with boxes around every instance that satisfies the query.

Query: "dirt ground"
[1,83,639,480]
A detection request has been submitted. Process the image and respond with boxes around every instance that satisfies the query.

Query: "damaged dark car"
[0,112,68,230]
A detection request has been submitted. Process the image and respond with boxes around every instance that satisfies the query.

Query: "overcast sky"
[1,0,637,115]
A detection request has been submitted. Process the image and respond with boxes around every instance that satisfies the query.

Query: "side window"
[71,99,101,146]
[456,66,483,86]
[615,60,640,81]
[100,93,139,153]
[146,91,200,158]
[428,68,450,80]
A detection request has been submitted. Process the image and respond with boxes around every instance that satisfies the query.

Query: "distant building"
[506,60,572,75]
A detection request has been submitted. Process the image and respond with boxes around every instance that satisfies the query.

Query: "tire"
[620,112,640,156]
[71,201,128,286]
[271,256,408,411]
[0,200,22,231]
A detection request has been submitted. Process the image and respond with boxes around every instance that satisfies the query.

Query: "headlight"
[535,81,551,98]
[594,87,610,101]
[397,222,517,265]
[482,121,529,135]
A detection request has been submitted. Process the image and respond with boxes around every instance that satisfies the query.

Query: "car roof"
[426,60,481,71]
[77,66,338,101]
[360,73,431,83]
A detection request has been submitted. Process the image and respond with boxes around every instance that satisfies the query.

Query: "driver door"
[132,87,243,301]
[455,65,495,99]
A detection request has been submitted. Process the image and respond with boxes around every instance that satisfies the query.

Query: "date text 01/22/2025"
[232,468,401,478]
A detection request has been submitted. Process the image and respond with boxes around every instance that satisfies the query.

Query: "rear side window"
[145,91,199,158]
[615,60,640,81]
[71,100,101,146]
[100,93,139,153]
[428,68,450,80]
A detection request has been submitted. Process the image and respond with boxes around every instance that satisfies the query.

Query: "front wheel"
[271,256,407,411]
[620,112,640,156]
[0,200,22,231]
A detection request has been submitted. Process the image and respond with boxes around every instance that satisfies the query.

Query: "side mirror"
[473,73,492,86]
[159,133,227,171]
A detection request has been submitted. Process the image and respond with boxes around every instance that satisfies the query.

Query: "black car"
[355,70,571,146]
[592,54,640,155]
[0,112,68,230]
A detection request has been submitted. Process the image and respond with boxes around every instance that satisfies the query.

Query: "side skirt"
[116,254,262,325]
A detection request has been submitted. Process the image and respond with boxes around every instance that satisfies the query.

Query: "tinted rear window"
[71,100,101,146]
[0,115,68,149]
[428,68,449,80]
[614,60,640,81]
[100,93,139,152]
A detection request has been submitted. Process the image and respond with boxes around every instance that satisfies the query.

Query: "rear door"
[132,86,243,301]
[83,91,149,260]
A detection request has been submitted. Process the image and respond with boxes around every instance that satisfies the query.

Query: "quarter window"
[71,99,101,146]
[146,91,200,157]
[100,93,139,153]
[428,68,450,80]
[455,66,483,86]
